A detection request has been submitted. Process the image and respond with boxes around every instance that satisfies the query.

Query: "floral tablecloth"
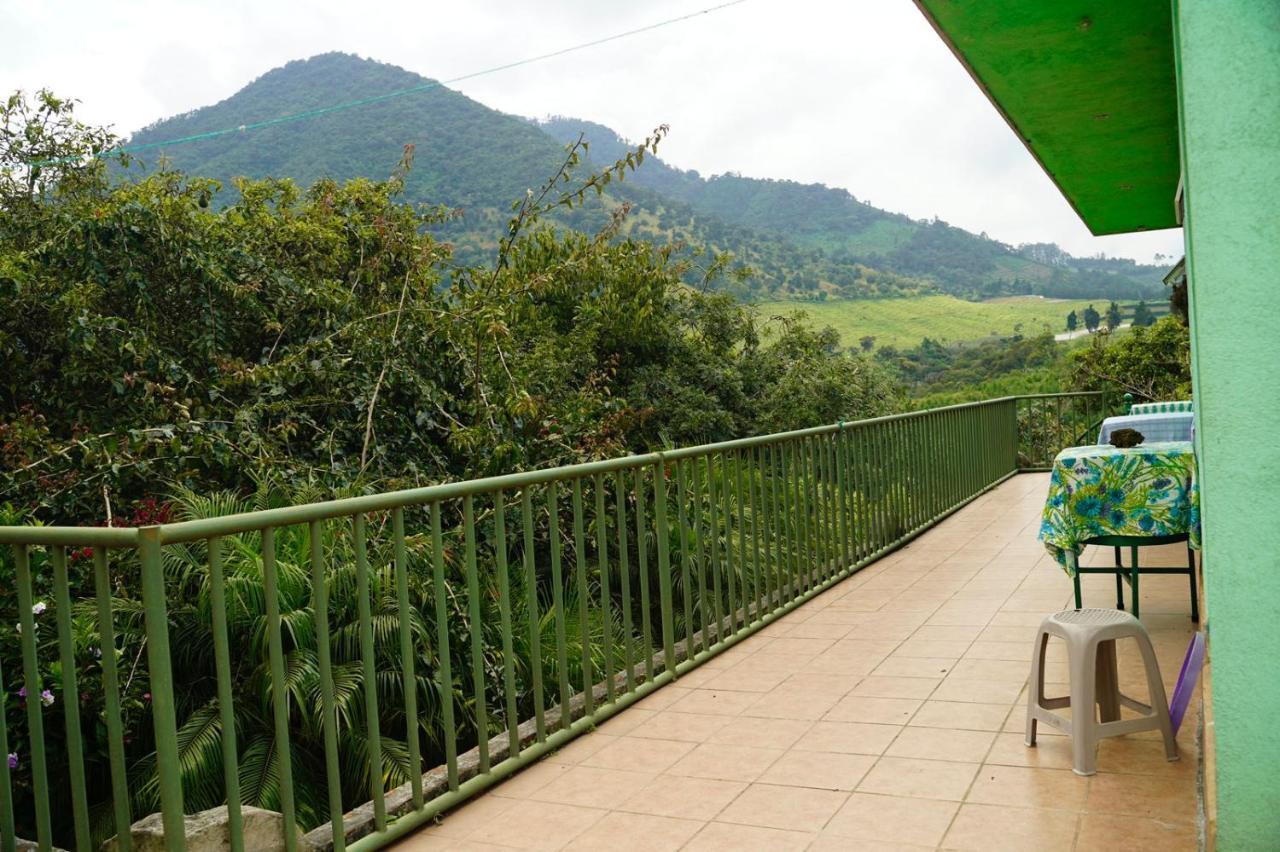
[1039,441,1201,573]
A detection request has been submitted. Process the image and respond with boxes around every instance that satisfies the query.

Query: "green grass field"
[757,295,1111,349]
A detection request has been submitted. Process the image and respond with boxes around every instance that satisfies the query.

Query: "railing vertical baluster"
[0,652,13,852]
[948,409,959,505]
[570,481,593,715]
[548,482,573,724]
[812,437,825,581]
[309,523,345,851]
[782,442,795,598]
[767,444,782,606]
[138,528,186,852]
[748,447,763,619]
[926,414,937,519]
[1010,398,1020,471]
[51,547,90,850]
[1055,396,1064,458]
[791,440,803,588]
[13,545,51,851]
[690,457,710,653]
[353,516,385,832]
[862,425,876,557]
[893,420,908,535]
[845,427,858,563]
[912,417,925,527]
[992,402,1002,479]
[391,508,424,808]
[88,547,133,852]
[962,409,974,494]
[931,413,943,509]
[781,440,797,602]
[654,460,677,673]
[718,454,738,634]
[852,427,868,556]
[875,424,892,549]
[733,451,752,621]
[907,418,921,529]
[463,496,490,771]
[594,475,615,704]
[809,436,823,586]
[800,438,816,590]
[820,434,835,579]
[613,473,634,690]
[430,503,459,789]
[521,491,546,741]
[206,537,242,852]
[873,425,888,546]
[820,435,832,577]
[920,415,931,517]
[262,527,298,849]
[827,434,839,576]
[675,460,695,657]
[938,411,949,512]
[705,457,723,644]
[261,524,298,844]
[810,436,824,582]
[634,469,654,681]
[938,411,951,508]
[967,406,978,493]
[494,492,520,756]
[793,438,807,594]
[980,404,989,480]
[816,435,828,581]
[835,428,849,570]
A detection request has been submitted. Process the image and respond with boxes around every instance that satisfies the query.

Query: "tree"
[1066,310,1078,333]
[1068,316,1192,400]
[860,335,876,352]
[1083,304,1101,332]
[1133,300,1155,327]
[1106,301,1122,331]
[1,89,117,204]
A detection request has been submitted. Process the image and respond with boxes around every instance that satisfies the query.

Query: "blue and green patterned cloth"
[1039,442,1201,573]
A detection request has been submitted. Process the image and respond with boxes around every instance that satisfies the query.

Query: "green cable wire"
[32,0,749,167]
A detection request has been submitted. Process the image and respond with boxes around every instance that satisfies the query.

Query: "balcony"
[397,474,1200,851]
[1,393,1203,851]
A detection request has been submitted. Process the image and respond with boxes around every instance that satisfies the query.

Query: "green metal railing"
[1014,391,1119,470]
[0,393,1096,851]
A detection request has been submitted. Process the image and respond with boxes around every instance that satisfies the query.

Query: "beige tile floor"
[396,474,1202,851]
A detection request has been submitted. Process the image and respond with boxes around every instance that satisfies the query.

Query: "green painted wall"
[1173,1,1280,847]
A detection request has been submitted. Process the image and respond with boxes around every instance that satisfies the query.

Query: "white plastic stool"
[1025,608,1178,776]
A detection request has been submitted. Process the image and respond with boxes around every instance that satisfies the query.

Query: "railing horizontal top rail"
[0,394,1095,547]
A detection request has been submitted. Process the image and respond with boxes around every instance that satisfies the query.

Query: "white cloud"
[1,0,1184,262]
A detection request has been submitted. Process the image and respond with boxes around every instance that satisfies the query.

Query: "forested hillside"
[539,119,1168,301]
[124,53,1162,302]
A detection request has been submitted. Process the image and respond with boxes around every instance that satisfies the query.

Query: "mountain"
[536,117,1169,301]
[124,52,1165,302]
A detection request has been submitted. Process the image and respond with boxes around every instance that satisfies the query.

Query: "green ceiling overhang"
[913,1,1181,235]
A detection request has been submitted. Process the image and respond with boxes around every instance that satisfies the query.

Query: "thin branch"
[360,270,413,473]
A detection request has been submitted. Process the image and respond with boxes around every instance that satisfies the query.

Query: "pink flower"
[39,690,54,707]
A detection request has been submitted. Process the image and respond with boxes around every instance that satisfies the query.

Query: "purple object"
[1169,632,1206,734]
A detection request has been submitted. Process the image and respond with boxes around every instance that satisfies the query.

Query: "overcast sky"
[4,0,1184,262]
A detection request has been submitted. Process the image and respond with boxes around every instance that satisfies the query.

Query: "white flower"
[31,601,47,616]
